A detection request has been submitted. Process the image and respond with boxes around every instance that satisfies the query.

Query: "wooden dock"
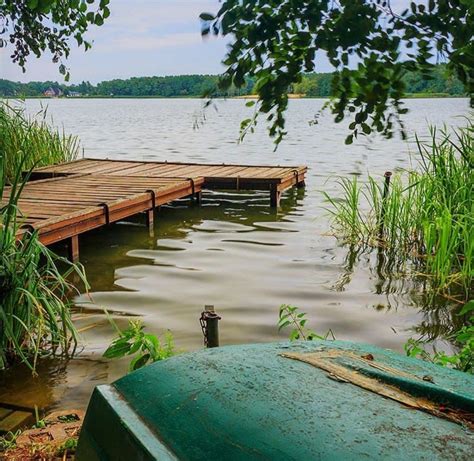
[4,159,307,261]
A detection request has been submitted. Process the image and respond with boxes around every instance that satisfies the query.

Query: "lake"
[0,97,470,411]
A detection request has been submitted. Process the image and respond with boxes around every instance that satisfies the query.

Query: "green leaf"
[361,123,371,135]
[129,353,150,372]
[94,14,104,26]
[38,0,53,13]
[103,340,131,358]
[458,300,474,316]
[289,330,300,341]
[240,118,252,130]
[199,13,215,21]
[129,341,141,354]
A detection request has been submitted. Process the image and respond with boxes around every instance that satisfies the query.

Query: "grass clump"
[0,101,80,183]
[325,122,473,302]
[0,136,88,373]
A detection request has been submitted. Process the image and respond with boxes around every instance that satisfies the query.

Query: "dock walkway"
[4,159,307,261]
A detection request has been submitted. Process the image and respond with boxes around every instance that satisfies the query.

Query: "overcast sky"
[1,0,410,84]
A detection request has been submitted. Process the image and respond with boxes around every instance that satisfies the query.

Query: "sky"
[1,1,230,83]
[1,0,410,84]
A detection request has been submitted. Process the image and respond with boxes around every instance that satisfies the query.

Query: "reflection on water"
[333,244,467,340]
[2,97,470,412]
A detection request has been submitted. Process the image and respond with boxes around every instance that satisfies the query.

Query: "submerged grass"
[325,122,473,302]
[0,101,80,183]
[0,111,88,372]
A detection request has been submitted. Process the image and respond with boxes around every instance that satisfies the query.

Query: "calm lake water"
[1,97,470,411]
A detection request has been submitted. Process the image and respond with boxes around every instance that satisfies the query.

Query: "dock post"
[195,191,202,205]
[270,184,281,208]
[378,171,392,240]
[199,305,221,348]
[68,235,80,263]
[297,180,306,188]
[146,209,155,238]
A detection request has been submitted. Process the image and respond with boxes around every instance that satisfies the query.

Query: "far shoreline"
[4,93,467,100]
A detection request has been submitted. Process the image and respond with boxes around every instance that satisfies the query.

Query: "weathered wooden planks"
[7,159,308,260]
[32,158,307,191]
[3,174,205,261]
[32,158,307,207]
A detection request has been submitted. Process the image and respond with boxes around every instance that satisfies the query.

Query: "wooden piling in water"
[378,171,392,241]
[68,235,80,263]
[146,209,155,238]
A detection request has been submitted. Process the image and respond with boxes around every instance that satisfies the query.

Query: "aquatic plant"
[278,304,473,374]
[325,122,473,302]
[0,152,88,371]
[103,320,175,372]
[0,101,80,183]
[405,300,474,374]
[278,304,334,341]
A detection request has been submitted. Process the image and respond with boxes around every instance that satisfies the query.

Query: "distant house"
[43,87,63,97]
[67,91,82,97]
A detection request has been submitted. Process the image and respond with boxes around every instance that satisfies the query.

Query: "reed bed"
[0,127,87,372]
[325,122,473,302]
[0,101,80,183]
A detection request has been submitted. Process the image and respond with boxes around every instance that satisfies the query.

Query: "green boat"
[77,341,474,460]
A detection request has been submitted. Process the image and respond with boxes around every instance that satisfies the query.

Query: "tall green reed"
[325,122,473,302]
[0,130,88,373]
[0,101,80,183]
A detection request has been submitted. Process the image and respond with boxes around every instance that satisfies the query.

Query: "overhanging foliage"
[202,0,473,144]
[0,0,110,80]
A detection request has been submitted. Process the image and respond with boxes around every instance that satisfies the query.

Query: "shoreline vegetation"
[327,122,473,303]
[326,122,473,373]
[0,103,80,183]
[0,102,86,371]
[0,65,465,100]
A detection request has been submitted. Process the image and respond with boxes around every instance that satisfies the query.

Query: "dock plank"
[11,159,307,258]
[3,174,206,251]
[34,158,307,183]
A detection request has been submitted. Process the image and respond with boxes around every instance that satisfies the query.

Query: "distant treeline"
[293,66,464,97]
[0,66,465,98]
[0,75,253,98]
